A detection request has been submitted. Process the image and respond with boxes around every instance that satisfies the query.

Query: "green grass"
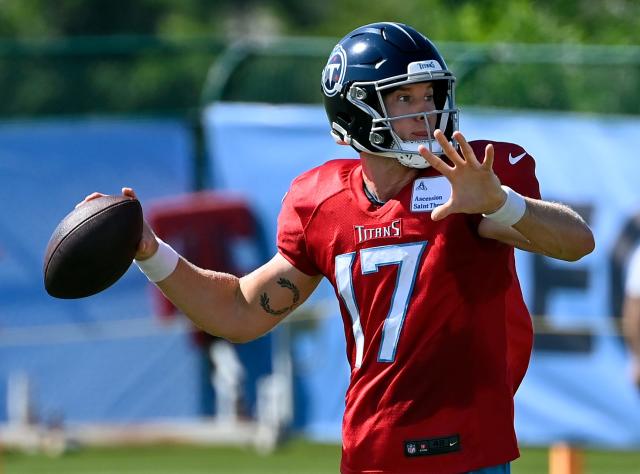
[1,439,340,474]
[2,440,640,474]
[513,447,640,474]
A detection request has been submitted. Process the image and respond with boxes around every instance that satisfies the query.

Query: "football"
[43,195,143,299]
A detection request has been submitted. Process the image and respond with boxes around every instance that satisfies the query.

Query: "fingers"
[482,143,495,170]
[75,187,138,209]
[75,191,106,208]
[418,129,474,176]
[136,221,159,259]
[122,187,138,199]
[85,192,104,201]
[121,187,149,256]
[433,130,465,167]
[418,144,454,176]
[437,129,489,170]
[431,200,453,221]
[452,131,481,166]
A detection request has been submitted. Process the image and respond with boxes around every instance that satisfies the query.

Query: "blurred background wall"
[0,0,639,452]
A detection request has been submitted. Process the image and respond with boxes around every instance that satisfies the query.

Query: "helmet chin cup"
[396,153,431,169]
[395,139,441,168]
[376,139,445,169]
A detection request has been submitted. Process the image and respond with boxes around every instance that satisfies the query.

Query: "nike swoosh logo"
[449,441,458,447]
[508,151,527,165]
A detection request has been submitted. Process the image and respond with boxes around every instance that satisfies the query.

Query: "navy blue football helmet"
[321,22,458,168]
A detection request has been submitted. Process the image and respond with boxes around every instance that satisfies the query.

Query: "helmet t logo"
[322,46,346,97]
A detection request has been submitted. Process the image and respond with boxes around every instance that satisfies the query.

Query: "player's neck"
[360,152,419,203]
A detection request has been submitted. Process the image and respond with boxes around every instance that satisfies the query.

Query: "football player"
[85,22,594,474]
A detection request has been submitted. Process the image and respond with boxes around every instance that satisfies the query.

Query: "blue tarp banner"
[0,119,203,422]
[2,107,639,447]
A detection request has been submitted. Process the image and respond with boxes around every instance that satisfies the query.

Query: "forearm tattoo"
[260,278,300,316]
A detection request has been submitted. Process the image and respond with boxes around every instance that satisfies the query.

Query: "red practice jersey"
[277,141,540,474]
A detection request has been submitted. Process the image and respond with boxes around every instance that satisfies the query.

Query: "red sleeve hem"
[277,249,321,277]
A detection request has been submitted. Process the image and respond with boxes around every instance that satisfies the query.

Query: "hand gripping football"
[43,195,143,299]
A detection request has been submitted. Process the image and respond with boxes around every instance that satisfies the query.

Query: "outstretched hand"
[77,187,158,260]
[418,130,506,221]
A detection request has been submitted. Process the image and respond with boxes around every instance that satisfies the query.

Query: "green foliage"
[303,0,640,44]
[0,0,638,117]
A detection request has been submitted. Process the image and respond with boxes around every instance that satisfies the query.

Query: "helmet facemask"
[346,70,459,169]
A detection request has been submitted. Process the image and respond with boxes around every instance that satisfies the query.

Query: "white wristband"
[135,238,180,282]
[482,185,527,226]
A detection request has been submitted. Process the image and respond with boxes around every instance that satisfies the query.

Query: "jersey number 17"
[335,242,426,367]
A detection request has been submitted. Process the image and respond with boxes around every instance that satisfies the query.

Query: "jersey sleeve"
[493,142,541,200]
[276,188,321,276]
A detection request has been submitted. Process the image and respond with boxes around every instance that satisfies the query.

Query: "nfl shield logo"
[407,443,417,455]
